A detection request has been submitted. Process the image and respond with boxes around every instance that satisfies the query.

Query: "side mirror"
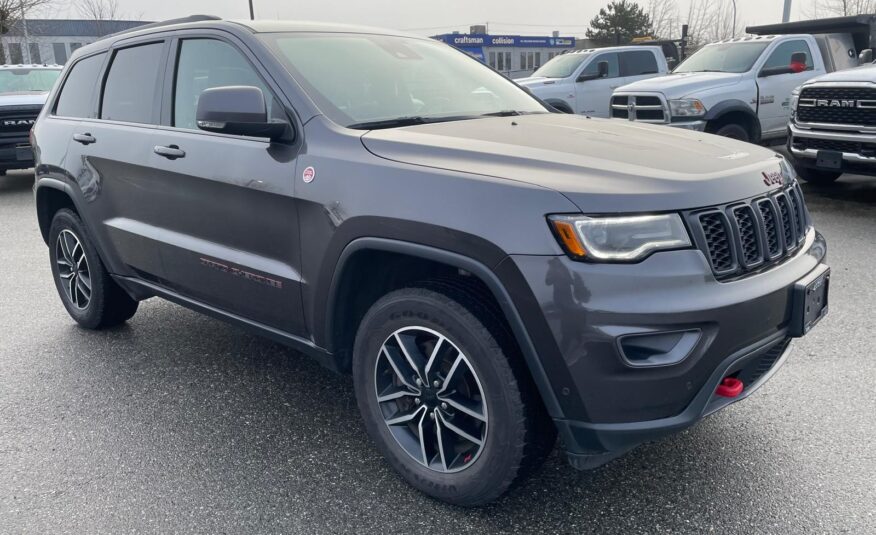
[860,48,874,65]
[576,61,610,82]
[196,85,288,141]
[790,52,808,73]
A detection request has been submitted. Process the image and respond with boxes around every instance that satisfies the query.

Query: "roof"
[747,14,876,36]
[229,19,425,38]
[0,64,62,69]
[5,19,150,37]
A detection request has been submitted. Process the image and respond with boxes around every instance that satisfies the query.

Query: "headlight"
[669,99,706,118]
[548,214,692,262]
[790,86,802,115]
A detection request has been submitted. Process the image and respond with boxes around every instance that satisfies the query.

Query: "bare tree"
[0,0,57,63]
[803,0,876,17]
[646,0,679,39]
[76,0,122,20]
[684,0,745,47]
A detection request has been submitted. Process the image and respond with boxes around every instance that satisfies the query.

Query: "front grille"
[797,86,876,126]
[688,183,810,281]
[0,104,41,138]
[791,136,876,157]
[611,94,666,123]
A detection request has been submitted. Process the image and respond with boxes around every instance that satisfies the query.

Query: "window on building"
[520,53,525,71]
[497,52,504,71]
[27,43,41,64]
[101,42,164,124]
[9,43,23,64]
[489,51,496,68]
[55,53,105,118]
[70,43,82,52]
[53,43,68,64]
[173,39,277,130]
[535,52,542,69]
[620,50,659,76]
[504,52,511,72]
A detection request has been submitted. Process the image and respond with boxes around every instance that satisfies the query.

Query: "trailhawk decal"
[199,257,283,289]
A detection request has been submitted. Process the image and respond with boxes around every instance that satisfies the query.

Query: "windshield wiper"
[481,110,524,117]
[347,116,429,130]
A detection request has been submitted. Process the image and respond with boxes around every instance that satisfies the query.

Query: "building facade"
[1,19,149,65]
[432,27,576,78]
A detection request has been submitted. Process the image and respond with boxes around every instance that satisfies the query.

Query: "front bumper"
[788,122,876,176]
[0,136,35,170]
[510,229,827,467]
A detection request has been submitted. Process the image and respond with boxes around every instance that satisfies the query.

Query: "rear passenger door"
[145,35,306,336]
[619,50,660,85]
[62,38,170,281]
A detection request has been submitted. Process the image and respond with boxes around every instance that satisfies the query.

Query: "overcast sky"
[42,0,809,37]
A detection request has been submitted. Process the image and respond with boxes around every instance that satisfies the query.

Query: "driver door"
[756,39,817,135]
[574,52,623,118]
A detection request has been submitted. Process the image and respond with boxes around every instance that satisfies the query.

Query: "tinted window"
[762,40,814,72]
[173,39,277,131]
[101,42,164,124]
[579,53,620,79]
[55,53,105,118]
[621,50,659,76]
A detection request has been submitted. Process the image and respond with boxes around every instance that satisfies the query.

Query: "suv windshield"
[674,42,769,74]
[531,53,589,78]
[260,33,548,128]
[0,68,61,93]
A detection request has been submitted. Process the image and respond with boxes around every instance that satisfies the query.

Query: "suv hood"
[361,113,784,213]
[0,91,48,106]
[617,71,743,98]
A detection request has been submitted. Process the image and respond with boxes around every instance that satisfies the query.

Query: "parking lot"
[1,166,874,533]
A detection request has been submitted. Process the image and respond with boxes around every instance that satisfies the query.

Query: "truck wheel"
[795,166,842,185]
[352,286,555,506]
[713,123,749,142]
[49,209,139,329]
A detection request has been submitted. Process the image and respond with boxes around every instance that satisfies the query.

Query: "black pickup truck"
[0,64,61,174]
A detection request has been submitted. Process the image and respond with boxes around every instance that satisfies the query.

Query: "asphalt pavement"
[1,168,874,534]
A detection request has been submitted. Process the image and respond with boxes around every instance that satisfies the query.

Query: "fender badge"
[302,166,316,183]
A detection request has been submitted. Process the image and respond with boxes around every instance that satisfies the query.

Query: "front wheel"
[352,285,555,506]
[712,122,750,142]
[795,165,842,185]
[49,209,139,329]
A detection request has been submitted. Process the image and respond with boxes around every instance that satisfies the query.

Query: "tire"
[352,285,556,506]
[48,208,139,329]
[795,165,842,185]
[548,101,573,113]
[712,122,750,142]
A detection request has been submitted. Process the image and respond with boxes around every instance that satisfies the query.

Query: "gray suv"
[33,16,830,506]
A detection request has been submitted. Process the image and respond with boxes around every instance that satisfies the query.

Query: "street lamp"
[731,0,737,37]
[248,0,255,20]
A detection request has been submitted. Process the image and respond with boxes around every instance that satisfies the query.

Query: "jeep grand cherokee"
[32,16,830,506]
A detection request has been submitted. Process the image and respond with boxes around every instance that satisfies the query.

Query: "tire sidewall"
[48,209,107,329]
[353,290,525,505]
[714,123,749,142]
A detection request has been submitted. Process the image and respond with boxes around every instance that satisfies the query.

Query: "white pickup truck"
[610,32,866,143]
[515,46,668,117]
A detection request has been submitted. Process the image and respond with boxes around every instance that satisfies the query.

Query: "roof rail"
[107,14,221,38]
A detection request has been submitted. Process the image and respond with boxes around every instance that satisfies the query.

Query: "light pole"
[731,0,737,37]
[248,0,255,20]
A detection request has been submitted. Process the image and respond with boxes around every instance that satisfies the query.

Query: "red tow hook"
[716,377,744,398]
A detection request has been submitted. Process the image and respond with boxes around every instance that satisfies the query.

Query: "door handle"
[72,133,96,145]
[153,144,185,160]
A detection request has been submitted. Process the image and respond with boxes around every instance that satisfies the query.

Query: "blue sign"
[434,34,576,48]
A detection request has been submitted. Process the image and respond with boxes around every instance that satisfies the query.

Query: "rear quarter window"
[54,53,106,118]
[621,51,659,76]
[101,42,165,124]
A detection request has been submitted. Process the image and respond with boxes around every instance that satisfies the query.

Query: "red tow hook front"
[716,377,744,398]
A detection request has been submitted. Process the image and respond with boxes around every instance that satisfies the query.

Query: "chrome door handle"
[72,133,96,145]
[153,145,185,160]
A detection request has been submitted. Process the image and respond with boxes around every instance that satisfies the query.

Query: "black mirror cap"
[196,85,289,141]
[859,48,874,64]
[597,60,609,77]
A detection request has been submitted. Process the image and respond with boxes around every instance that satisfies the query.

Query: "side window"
[579,53,620,79]
[620,51,659,76]
[173,39,277,131]
[55,53,106,118]
[762,40,814,72]
[101,42,164,124]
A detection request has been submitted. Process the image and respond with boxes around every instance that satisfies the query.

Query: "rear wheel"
[49,209,139,329]
[795,165,842,185]
[352,285,556,506]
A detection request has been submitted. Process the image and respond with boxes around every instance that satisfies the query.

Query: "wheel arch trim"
[703,99,762,141]
[34,177,79,244]
[325,237,565,418]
